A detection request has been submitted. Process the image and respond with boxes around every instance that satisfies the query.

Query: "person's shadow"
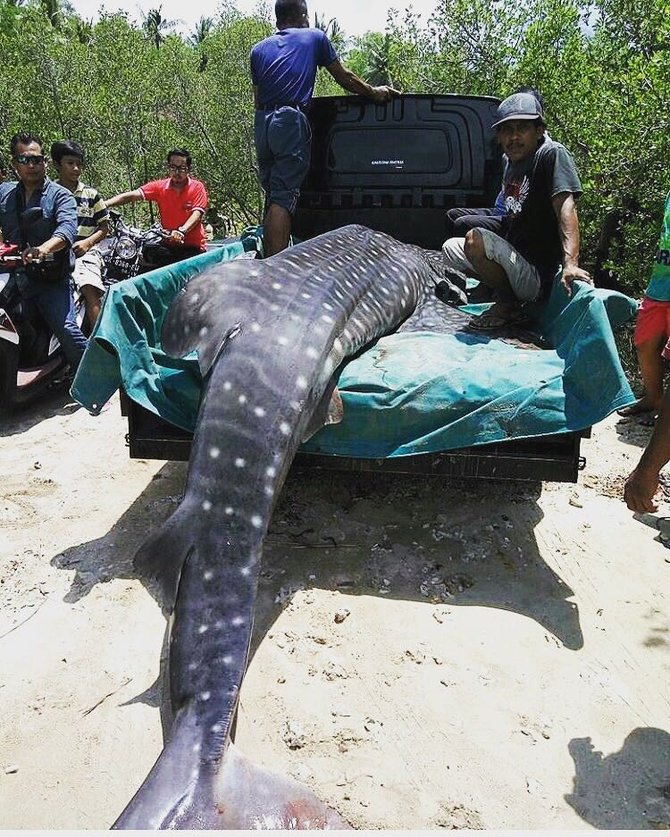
[566,729,670,829]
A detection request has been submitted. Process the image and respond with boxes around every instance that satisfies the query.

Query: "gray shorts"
[72,247,105,294]
[442,228,541,303]
[254,106,312,215]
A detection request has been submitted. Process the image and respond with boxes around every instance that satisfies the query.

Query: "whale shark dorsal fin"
[213,743,350,829]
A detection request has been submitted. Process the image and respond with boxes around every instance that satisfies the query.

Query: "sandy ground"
[1,387,670,830]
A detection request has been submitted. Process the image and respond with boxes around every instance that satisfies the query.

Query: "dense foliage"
[0,0,667,293]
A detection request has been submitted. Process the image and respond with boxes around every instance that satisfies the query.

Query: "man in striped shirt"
[51,140,110,332]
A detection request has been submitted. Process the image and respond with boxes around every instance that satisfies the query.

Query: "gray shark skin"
[113,224,439,829]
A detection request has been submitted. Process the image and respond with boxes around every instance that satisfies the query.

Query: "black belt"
[258,102,308,112]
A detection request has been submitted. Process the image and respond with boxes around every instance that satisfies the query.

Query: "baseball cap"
[492,92,544,128]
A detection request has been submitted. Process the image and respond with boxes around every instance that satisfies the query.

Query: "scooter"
[0,241,79,413]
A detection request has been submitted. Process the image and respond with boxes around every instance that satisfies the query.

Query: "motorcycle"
[0,209,176,414]
[99,210,172,282]
[0,239,79,413]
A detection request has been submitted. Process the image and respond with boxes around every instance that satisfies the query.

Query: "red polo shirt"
[140,177,208,250]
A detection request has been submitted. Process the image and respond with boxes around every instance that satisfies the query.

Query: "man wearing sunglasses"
[0,132,88,372]
[106,148,209,266]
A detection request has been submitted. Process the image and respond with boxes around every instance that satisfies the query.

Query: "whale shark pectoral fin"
[133,505,195,609]
[301,384,344,443]
[161,267,249,375]
[213,742,351,829]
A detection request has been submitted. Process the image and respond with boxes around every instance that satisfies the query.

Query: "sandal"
[617,401,657,418]
[466,306,531,332]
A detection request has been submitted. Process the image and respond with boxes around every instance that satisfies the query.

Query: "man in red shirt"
[106,148,208,265]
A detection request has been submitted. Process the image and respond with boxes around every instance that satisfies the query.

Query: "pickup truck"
[72,93,637,482]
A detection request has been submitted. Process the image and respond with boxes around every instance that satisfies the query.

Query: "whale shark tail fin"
[213,742,351,830]
[112,703,220,829]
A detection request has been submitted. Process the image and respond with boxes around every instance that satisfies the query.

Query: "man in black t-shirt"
[442,92,591,331]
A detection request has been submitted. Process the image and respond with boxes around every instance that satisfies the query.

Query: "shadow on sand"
[566,728,670,829]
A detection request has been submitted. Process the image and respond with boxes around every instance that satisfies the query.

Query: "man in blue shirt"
[0,132,87,371]
[251,0,399,256]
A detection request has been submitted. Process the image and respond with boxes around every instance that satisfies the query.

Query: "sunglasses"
[15,154,45,165]
[167,164,189,173]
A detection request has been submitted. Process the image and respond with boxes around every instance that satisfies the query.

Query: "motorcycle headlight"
[116,236,138,260]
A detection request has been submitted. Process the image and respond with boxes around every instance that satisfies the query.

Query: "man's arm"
[552,191,592,296]
[169,209,204,244]
[73,217,110,256]
[24,189,77,262]
[624,388,670,513]
[325,59,400,103]
[105,189,144,209]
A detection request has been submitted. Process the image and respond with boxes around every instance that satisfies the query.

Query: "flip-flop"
[639,413,657,427]
[617,402,656,418]
[466,307,531,332]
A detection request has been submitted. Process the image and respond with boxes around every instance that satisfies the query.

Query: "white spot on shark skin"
[306,347,318,359]
[301,292,311,299]
[277,336,288,346]
[290,400,301,411]
[203,570,214,581]
[296,375,308,390]
[272,282,282,290]
[264,486,273,496]
[202,500,212,511]
[189,662,197,671]
[191,293,200,304]
[192,743,201,753]
[211,724,223,733]
[251,322,261,333]
[231,616,244,627]
[225,506,234,515]
[251,515,262,528]
[323,302,333,311]
[199,326,209,337]
[222,655,233,665]
[266,466,276,478]
[279,422,290,435]
[235,458,246,468]
[191,768,199,780]
[241,566,251,576]
[271,304,279,312]
[238,394,247,404]
[200,691,211,701]
[209,447,220,459]
[198,625,208,634]
[254,406,266,417]
[223,381,232,391]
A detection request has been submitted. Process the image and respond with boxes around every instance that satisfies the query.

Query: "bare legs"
[263,203,292,258]
[620,335,666,417]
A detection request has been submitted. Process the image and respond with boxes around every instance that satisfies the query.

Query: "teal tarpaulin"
[71,242,637,457]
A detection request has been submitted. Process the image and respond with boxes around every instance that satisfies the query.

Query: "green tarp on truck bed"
[71,239,637,457]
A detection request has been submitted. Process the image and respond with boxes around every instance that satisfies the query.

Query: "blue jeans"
[17,273,88,370]
[254,106,312,214]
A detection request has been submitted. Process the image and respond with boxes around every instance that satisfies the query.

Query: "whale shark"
[112,224,450,829]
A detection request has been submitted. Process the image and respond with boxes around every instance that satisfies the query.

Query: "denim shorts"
[254,106,311,214]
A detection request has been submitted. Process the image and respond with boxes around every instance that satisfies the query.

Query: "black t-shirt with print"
[502,136,582,293]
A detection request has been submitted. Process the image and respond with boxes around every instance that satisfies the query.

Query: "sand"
[1,388,669,830]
